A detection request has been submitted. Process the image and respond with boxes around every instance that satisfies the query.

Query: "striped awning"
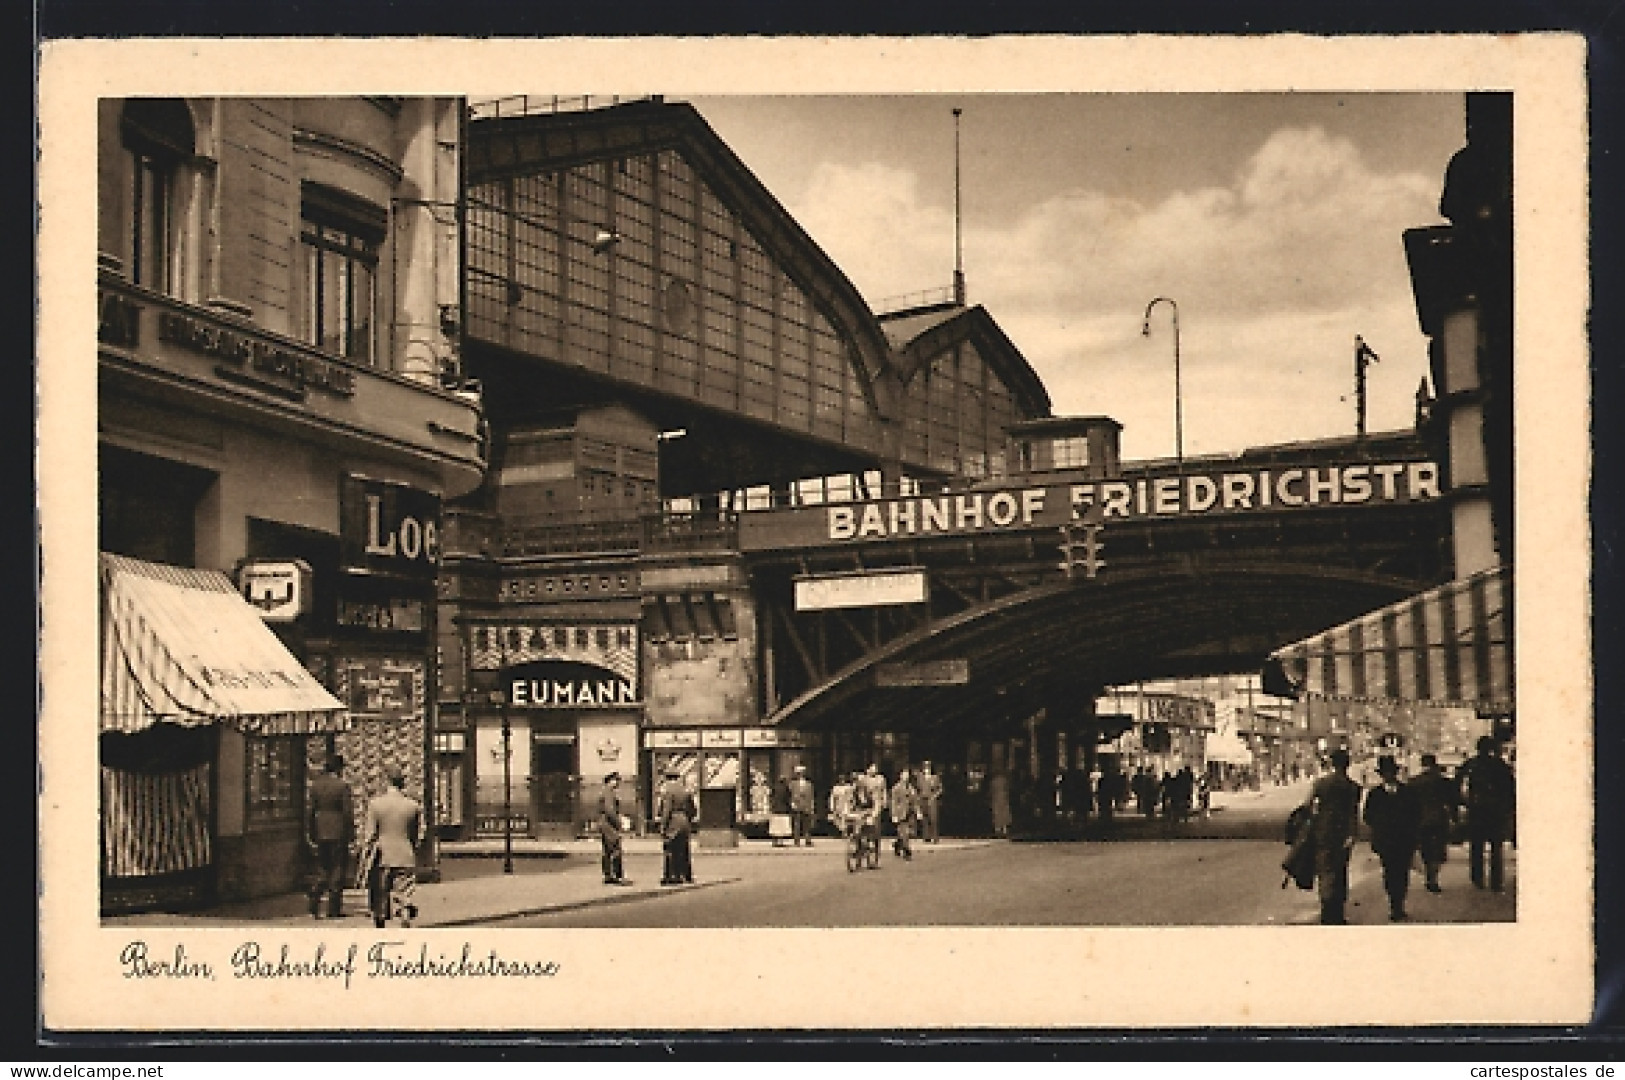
[1262,564,1512,716]
[100,553,349,735]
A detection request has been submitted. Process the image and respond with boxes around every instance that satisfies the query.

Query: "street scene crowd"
[1286,736,1517,924]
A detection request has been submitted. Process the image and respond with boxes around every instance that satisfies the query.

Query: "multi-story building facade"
[96,97,485,910]
[436,98,1053,840]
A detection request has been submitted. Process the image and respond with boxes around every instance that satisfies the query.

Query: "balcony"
[641,511,739,554]
[501,518,642,559]
[97,270,486,497]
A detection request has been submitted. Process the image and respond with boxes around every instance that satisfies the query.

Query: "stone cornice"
[293,127,405,186]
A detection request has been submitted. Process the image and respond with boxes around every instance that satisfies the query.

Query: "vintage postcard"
[38,34,1591,1032]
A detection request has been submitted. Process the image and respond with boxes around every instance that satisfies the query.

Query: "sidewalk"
[99,834,1513,929]
[439,835,993,858]
[102,838,990,929]
[1280,843,1518,925]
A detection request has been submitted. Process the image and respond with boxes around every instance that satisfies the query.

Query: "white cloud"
[792,126,1445,460]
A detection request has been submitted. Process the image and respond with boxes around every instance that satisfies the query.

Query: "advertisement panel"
[794,568,928,611]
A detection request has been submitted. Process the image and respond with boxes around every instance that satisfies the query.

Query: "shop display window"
[245,736,301,830]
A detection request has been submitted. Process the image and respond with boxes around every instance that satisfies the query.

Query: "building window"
[245,736,301,831]
[301,183,385,365]
[121,99,195,295]
[1051,436,1090,469]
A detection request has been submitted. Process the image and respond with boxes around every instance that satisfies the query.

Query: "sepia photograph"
[38,35,1591,1032]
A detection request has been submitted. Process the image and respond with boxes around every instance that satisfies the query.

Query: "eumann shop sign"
[503,659,638,708]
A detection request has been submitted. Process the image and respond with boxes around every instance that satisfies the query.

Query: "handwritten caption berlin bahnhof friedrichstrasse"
[118,940,562,988]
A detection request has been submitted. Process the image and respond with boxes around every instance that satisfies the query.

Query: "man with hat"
[1362,754,1421,921]
[1457,736,1516,891]
[597,771,631,886]
[787,764,816,847]
[1308,747,1362,924]
[1410,753,1458,894]
[305,752,354,919]
[363,763,423,929]
[655,763,697,885]
[917,761,943,843]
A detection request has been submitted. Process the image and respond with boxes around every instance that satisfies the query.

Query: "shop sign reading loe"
[340,475,443,580]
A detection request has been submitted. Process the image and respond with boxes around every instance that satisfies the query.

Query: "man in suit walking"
[1411,753,1458,894]
[656,765,697,885]
[1309,748,1362,925]
[598,771,630,885]
[1362,754,1421,921]
[1458,736,1516,891]
[916,761,943,843]
[306,752,353,919]
[787,764,817,847]
[890,768,920,860]
[363,763,423,929]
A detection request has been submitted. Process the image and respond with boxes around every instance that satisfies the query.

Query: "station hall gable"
[463,98,1050,489]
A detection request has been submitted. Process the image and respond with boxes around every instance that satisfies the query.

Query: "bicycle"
[845,814,881,872]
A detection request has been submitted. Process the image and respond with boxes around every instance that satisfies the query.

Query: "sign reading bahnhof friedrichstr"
[737,459,1441,550]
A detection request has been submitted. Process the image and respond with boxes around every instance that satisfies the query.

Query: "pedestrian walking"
[362,763,422,929]
[828,771,855,833]
[656,765,698,885]
[858,763,889,830]
[916,761,943,843]
[305,752,353,919]
[989,768,1012,838]
[1133,767,1155,819]
[1175,766,1195,823]
[1457,736,1515,891]
[1410,753,1457,893]
[597,771,630,886]
[1063,765,1092,828]
[1096,768,1117,828]
[1362,755,1421,921]
[1308,748,1361,925]
[890,768,920,860]
[788,764,817,847]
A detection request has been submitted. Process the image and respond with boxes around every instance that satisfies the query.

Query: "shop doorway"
[530,739,576,837]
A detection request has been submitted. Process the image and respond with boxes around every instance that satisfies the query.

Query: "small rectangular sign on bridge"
[793,567,928,611]
[875,659,970,687]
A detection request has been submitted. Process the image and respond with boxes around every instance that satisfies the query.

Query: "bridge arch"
[766,562,1434,735]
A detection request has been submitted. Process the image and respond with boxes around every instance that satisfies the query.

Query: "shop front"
[309,475,441,857]
[641,727,812,837]
[89,96,483,909]
[464,621,643,838]
[98,554,349,913]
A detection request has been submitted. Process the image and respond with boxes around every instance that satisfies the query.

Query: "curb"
[430,876,739,928]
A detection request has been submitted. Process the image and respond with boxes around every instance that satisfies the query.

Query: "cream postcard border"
[38,34,1593,1031]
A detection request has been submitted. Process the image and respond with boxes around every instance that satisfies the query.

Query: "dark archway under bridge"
[761,560,1438,737]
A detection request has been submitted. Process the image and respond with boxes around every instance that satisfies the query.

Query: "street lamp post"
[1141,297,1182,468]
[499,630,514,875]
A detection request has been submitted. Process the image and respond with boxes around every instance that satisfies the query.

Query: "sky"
[689,93,1466,462]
